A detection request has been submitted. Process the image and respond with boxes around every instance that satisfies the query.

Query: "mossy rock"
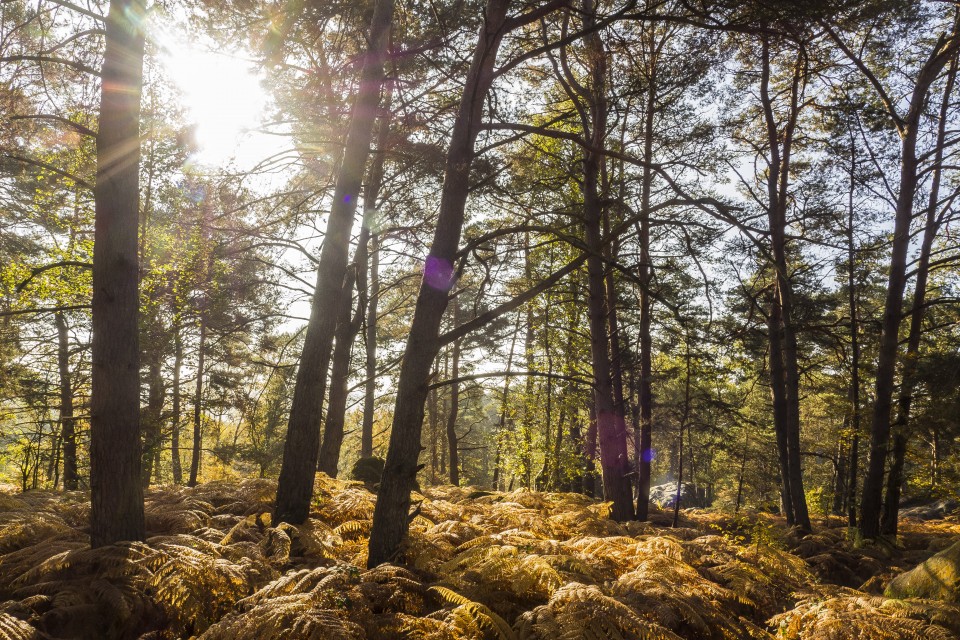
[350,456,385,485]
[885,539,960,602]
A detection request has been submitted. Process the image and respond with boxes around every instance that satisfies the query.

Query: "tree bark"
[317,265,362,477]
[367,0,513,567]
[171,320,183,485]
[880,54,957,536]
[446,336,461,486]
[361,97,392,458]
[275,0,394,525]
[141,351,164,487]
[188,312,206,487]
[89,0,146,547]
[859,29,958,538]
[759,39,809,531]
[55,312,78,490]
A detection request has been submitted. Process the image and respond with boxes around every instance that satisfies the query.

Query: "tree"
[89,0,146,547]
[273,0,395,525]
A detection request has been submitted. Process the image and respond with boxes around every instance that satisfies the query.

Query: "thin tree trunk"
[368,0,514,567]
[446,337,461,486]
[635,33,656,522]
[141,352,164,487]
[172,320,183,485]
[673,338,692,528]
[89,0,146,547]
[55,312,78,490]
[318,265,362,477]
[275,0,394,525]
[845,136,862,528]
[493,311,521,490]
[188,313,206,487]
[361,95,392,458]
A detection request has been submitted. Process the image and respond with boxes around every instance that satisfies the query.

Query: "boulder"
[899,498,959,521]
[350,456,385,485]
[885,539,960,602]
[647,482,703,508]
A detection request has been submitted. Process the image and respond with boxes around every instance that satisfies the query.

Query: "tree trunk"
[172,320,183,485]
[89,0,146,547]
[493,311,521,490]
[579,0,633,522]
[141,351,164,487]
[367,0,513,568]
[856,19,958,540]
[361,97,391,458]
[318,264,362,477]
[446,337,461,486]
[880,54,956,537]
[759,40,809,531]
[845,140,862,528]
[188,313,206,487]
[275,0,394,525]
[55,312,78,490]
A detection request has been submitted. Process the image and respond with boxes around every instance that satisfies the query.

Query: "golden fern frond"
[334,520,370,539]
[0,614,41,640]
[429,586,517,640]
[517,583,682,640]
[769,590,960,640]
[151,544,265,635]
[198,594,364,640]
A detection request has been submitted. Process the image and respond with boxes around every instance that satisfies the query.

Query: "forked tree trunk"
[275,0,394,525]
[89,0,146,547]
[880,54,957,536]
[844,17,959,539]
[367,0,514,567]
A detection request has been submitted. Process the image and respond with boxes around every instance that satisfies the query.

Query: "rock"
[899,498,959,521]
[350,456,385,485]
[647,482,704,508]
[885,539,960,602]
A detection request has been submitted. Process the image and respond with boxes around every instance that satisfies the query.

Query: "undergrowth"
[0,477,957,639]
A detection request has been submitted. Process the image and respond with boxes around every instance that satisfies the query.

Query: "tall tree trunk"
[493,311,521,490]
[89,0,146,547]
[579,0,633,522]
[635,28,656,521]
[446,337,461,486]
[55,312,78,490]
[845,138,862,528]
[880,54,957,536]
[361,96,392,458]
[188,313,206,487]
[521,236,535,488]
[367,0,514,567]
[318,264,363,477]
[275,0,394,525]
[853,18,959,540]
[768,302,795,525]
[760,39,809,531]
[171,320,183,485]
[141,352,164,487]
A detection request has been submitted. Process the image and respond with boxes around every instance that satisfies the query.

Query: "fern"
[769,588,960,639]
[429,586,517,640]
[0,614,41,640]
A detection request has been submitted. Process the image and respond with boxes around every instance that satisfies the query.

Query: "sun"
[158,42,275,169]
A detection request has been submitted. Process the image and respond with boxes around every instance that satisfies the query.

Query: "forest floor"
[0,477,958,640]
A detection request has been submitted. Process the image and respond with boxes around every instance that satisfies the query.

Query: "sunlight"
[159,44,271,168]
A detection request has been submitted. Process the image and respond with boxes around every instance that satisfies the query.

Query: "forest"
[1,0,960,638]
